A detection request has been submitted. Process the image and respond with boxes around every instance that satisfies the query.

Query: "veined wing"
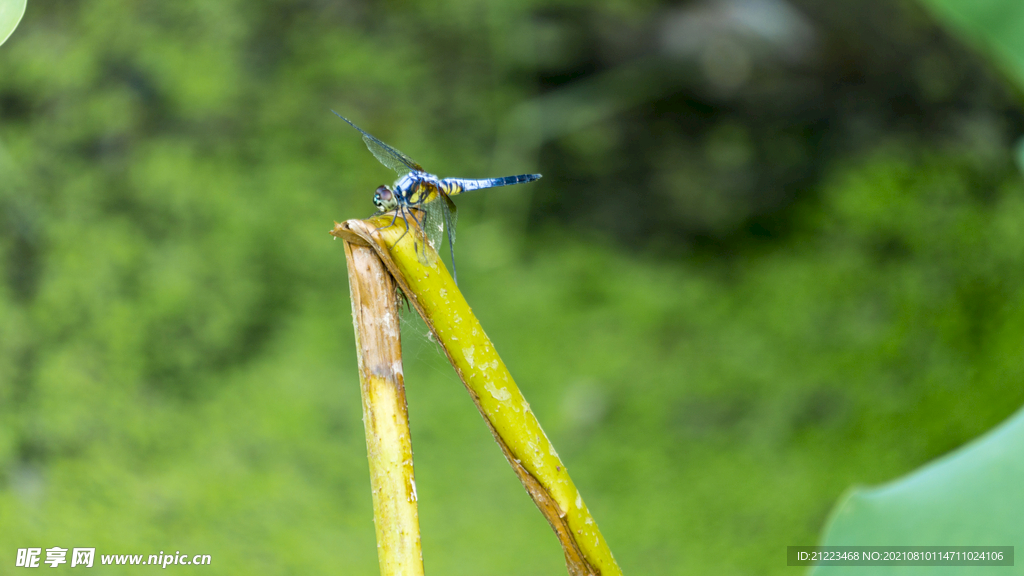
[423,195,458,250]
[332,110,425,175]
[422,192,459,282]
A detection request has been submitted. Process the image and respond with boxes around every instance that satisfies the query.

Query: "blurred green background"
[2,0,1024,574]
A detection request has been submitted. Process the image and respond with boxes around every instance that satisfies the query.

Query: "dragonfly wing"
[422,195,459,282]
[332,111,425,175]
[361,134,418,176]
[441,192,457,248]
[422,202,447,254]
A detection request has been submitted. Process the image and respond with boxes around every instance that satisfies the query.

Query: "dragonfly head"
[373,185,398,212]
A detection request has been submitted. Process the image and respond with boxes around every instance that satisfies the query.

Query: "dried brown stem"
[343,238,424,576]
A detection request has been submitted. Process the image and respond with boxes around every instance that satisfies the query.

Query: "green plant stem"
[333,216,622,576]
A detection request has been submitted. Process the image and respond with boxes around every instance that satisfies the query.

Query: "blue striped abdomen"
[440,173,542,197]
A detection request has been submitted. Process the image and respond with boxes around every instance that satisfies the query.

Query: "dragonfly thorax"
[394,173,420,194]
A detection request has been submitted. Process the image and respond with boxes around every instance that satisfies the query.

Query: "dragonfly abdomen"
[441,173,541,196]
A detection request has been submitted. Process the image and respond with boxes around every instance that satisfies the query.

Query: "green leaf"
[0,0,25,47]
[811,406,1024,575]
[918,0,1024,92]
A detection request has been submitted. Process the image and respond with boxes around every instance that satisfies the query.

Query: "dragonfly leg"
[373,210,402,233]
[405,207,427,256]
[372,206,429,261]
[397,207,413,246]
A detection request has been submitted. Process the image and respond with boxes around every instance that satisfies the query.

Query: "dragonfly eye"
[374,185,395,210]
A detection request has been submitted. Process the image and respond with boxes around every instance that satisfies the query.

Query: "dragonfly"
[334,111,541,284]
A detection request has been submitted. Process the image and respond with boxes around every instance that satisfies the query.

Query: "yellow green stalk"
[333,214,622,576]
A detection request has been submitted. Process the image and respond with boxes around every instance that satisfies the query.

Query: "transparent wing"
[422,202,448,254]
[441,192,458,248]
[332,110,424,175]
[422,195,459,282]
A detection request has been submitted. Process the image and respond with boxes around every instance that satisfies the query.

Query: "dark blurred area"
[1,0,1023,574]
[523,0,1023,251]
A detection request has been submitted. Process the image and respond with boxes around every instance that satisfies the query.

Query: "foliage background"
[1,0,1023,574]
